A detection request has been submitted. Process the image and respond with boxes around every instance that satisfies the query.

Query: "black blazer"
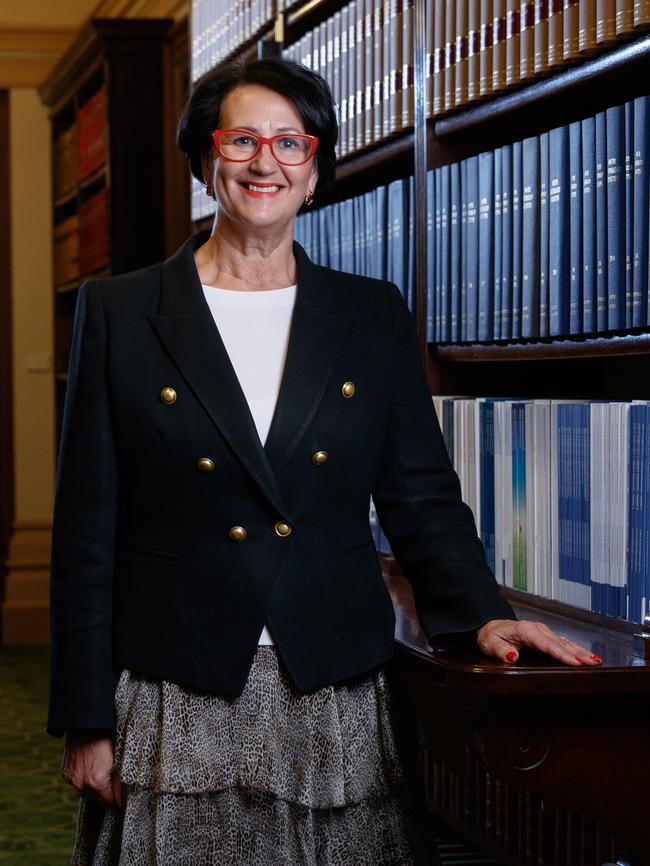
[47,230,515,737]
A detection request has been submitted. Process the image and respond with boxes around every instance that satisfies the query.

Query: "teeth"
[245,183,280,192]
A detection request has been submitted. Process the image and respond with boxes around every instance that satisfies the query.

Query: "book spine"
[494,148,504,341]
[549,124,571,336]
[579,0,598,51]
[569,120,583,334]
[501,144,513,339]
[340,7,349,158]
[364,0,374,146]
[506,0,521,86]
[492,0,507,92]
[467,1,480,102]
[478,150,495,340]
[547,0,564,68]
[444,0,456,109]
[461,160,469,340]
[633,97,649,327]
[450,162,462,342]
[563,0,580,60]
[402,0,415,127]
[596,0,617,42]
[595,110,608,332]
[606,104,626,330]
[522,136,540,338]
[616,0,634,33]
[480,0,494,97]
[480,400,497,574]
[373,1,383,140]
[425,0,433,117]
[427,169,435,341]
[348,1,357,153]
[625,100,634,328]
[466,155,480,341]
[634,0,650,25]
[520,0,535,79]
[534,0,549,75]
[455,0,469,106]
[511,140,523,338]
[433,0,446,115]
[434,168,442,340]
[512,401,528,591]
[581,115,597,333]
[539,132,550,337]
[440,165,450,340]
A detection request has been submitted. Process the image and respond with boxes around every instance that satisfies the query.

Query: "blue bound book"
[501,144,513,340]
[375,184,388,281]
[440,164,451,339]
[628,403,650,623]
[363,189,375,277]
[466,155,480,341]
[387,178,406,297]
[340,198,354,272]
[407,176,416,312]
[606,104,626,330]
[625,101,634,328]
[426,170,435,341]
[581,116,597,334]
[569,120,583,335]
[549,125,570,337]
[435,168,442,341]
[450,161,462,343]
[633,97,649,327]
[511,140,523,339]
[595,111,608,332]
[511,400,528,591]
[478,150,495,340]
[522,135,540,338]
[460,160,469,341]
[479,398,497,576]
[493,148,503,341]
[539,132,550,337]
[353,194,364,274]
[328,201,342,271]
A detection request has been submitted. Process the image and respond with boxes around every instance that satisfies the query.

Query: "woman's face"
[206,83,319,233]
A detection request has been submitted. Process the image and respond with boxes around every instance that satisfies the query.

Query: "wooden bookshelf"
[40,18,177,449]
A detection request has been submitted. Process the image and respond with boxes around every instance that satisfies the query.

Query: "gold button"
[160,387,177,404]
[341,381,356,398]
[274,520,292,537]
[312,450,328,465]
[197,457,215,472]
[229,525,247,542]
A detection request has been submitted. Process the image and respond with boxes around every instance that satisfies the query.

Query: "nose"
[249,140,278,173]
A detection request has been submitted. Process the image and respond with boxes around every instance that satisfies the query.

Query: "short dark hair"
[177,57,338,196]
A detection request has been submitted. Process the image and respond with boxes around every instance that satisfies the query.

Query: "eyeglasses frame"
[210,128,319,166]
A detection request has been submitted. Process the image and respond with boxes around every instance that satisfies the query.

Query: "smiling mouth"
[240,182,283,193]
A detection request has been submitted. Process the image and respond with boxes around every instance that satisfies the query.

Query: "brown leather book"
[520,0,535,79]
[596,0,617,43]
[373,1,383,140]
[616,0,634,32]
[467,0,480,102]
[480,0,494,97]
[563,0,580,60]
[402,0,415,127]
[634,0,650,25]
[506,0,521,85]
[534,0,549,75]
[433,0,446,115]
[579,0,597,51]
[492,0,507,92]
[455,0,469,106]
[547,0,564,68]
[444,0,456,110]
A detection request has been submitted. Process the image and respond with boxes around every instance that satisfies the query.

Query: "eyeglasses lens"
[218,132,312,165]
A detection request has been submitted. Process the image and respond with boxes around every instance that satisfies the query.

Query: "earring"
[304,191,314,206]
[206,183,215,198]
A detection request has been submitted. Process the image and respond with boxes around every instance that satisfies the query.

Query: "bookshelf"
[191,1,650,861]
[40,18,175,446]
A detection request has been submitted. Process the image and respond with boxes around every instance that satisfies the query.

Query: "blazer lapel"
[263,243,351,473]
[149,231,287,517]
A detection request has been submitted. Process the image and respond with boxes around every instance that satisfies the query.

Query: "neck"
[195,216,297,291]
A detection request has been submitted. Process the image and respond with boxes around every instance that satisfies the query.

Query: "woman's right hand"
[61,730,124,809]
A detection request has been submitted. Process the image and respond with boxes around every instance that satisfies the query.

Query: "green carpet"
[0,646,78,865]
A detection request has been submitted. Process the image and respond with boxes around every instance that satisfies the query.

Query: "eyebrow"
[234,125,304,134]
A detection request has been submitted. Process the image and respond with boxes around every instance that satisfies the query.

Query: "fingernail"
[575,657,586,665]
[590,655,602,663]
[506,651,517,662]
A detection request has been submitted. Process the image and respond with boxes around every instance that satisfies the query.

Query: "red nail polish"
[575,657,586,665]
[506,651,517,662]
[590,655,602,663]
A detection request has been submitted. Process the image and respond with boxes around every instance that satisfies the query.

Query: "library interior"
[0,0,649,864]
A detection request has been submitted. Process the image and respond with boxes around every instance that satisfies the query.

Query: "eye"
[233,135,256,146]
[278,136,300,149]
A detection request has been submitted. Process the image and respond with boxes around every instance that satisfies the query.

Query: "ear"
[308,160,319,195]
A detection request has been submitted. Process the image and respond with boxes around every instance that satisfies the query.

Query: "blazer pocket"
[116,543,177,562]
[338,537,375,558]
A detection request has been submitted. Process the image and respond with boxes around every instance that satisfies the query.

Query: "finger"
[548,636,602,666]
[477,633,521,663]
[85,773,116,808]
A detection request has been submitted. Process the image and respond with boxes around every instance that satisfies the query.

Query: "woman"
[50,58,600,865]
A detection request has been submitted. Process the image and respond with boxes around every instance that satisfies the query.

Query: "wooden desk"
[387,571,650,866]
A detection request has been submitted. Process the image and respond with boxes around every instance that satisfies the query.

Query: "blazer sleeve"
[47,280,119,738]
[372,283,516,645]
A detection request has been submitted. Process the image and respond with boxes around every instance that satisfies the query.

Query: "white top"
[201,282,298,646]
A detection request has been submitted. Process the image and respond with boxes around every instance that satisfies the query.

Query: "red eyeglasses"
[211,129,319,166]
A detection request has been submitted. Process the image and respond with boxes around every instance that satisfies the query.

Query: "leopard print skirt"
[70,646,439,866]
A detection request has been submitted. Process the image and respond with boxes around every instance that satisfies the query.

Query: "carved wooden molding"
[0,25,75,88]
